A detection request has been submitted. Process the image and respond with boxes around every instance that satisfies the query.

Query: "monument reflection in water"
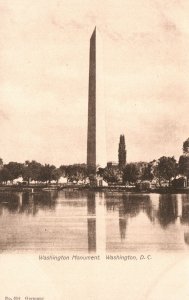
[0,190,189,253]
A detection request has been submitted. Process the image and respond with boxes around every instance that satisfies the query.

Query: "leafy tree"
[96,167,105,177]
[183,138,189,155]
[5,162,23,182]
[52,168,63,183]
[0,167,11,184]
[102,167,122,184]
[123,163,139,184]
[0,158,3,169]
[178,137,189,182]
[141,163,154,181]
[39,164,56,183]
[155,156,178,186]
[178,155,189,179]
[63,164,88,182]
[22,160,42,184]
[59,165,67,177]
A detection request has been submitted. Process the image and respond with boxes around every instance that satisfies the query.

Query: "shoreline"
[0,184,189,194]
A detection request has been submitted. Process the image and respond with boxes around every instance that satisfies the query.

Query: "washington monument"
[87,27,106,170]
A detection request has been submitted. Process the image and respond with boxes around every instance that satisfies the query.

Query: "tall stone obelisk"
[87,27,106,170]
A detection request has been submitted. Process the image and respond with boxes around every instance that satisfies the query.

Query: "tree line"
[99,155,189,186]
[0,159,88,184]
[0,153,189,186]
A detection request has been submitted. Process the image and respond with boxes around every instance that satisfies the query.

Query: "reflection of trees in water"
[180,194,189,246]
[105,193,151,241]
[119,194,151,240]
[105,193,150,216]
[121,194,150,217]
[0,192,22,214]
[105,192,189,232]
[105,192,187,240]
[181,194,189,225]
[184,233,189,245]
[119,195,128,240]
[34,191,57,208]
[105,192,125,212]
[64,190,87,200]
[60,190,87,207]
[0,191,58,216]
[157,194,177,228]
[119,217,127,240]
[145,197,159,223]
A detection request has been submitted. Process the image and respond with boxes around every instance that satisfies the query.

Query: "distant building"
[13,176,24,185]
[59,176,68,184]
[107,161,118,169]
[118,135,126,168]
[96,176,108,187]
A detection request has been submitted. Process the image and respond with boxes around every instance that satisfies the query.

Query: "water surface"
[0,190,189,253]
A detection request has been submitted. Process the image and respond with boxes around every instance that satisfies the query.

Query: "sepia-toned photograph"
[0,0,189,299]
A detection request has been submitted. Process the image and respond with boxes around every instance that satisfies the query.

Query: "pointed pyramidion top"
[90,26,103,44]
[90,26,96,39]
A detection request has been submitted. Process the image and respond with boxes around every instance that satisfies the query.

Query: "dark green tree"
[102,167,122,184]
[96,167,105,177]
[123,163,140,184]
[52,168,63,183]
[155,156,178,186]
[178,155,189,178]
[22,160,42,184]
[65,164,88,182]
[5,162,23,182]
[183,138,189,155]
[39,164,56,183]
[0,167,11,184]
[0,158,3,169]
[141,163,154,181]
[59,165,67,177]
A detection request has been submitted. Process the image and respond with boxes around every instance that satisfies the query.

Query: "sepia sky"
[1,0,189,166]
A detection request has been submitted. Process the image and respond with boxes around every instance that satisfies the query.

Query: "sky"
[0,0,189,166]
